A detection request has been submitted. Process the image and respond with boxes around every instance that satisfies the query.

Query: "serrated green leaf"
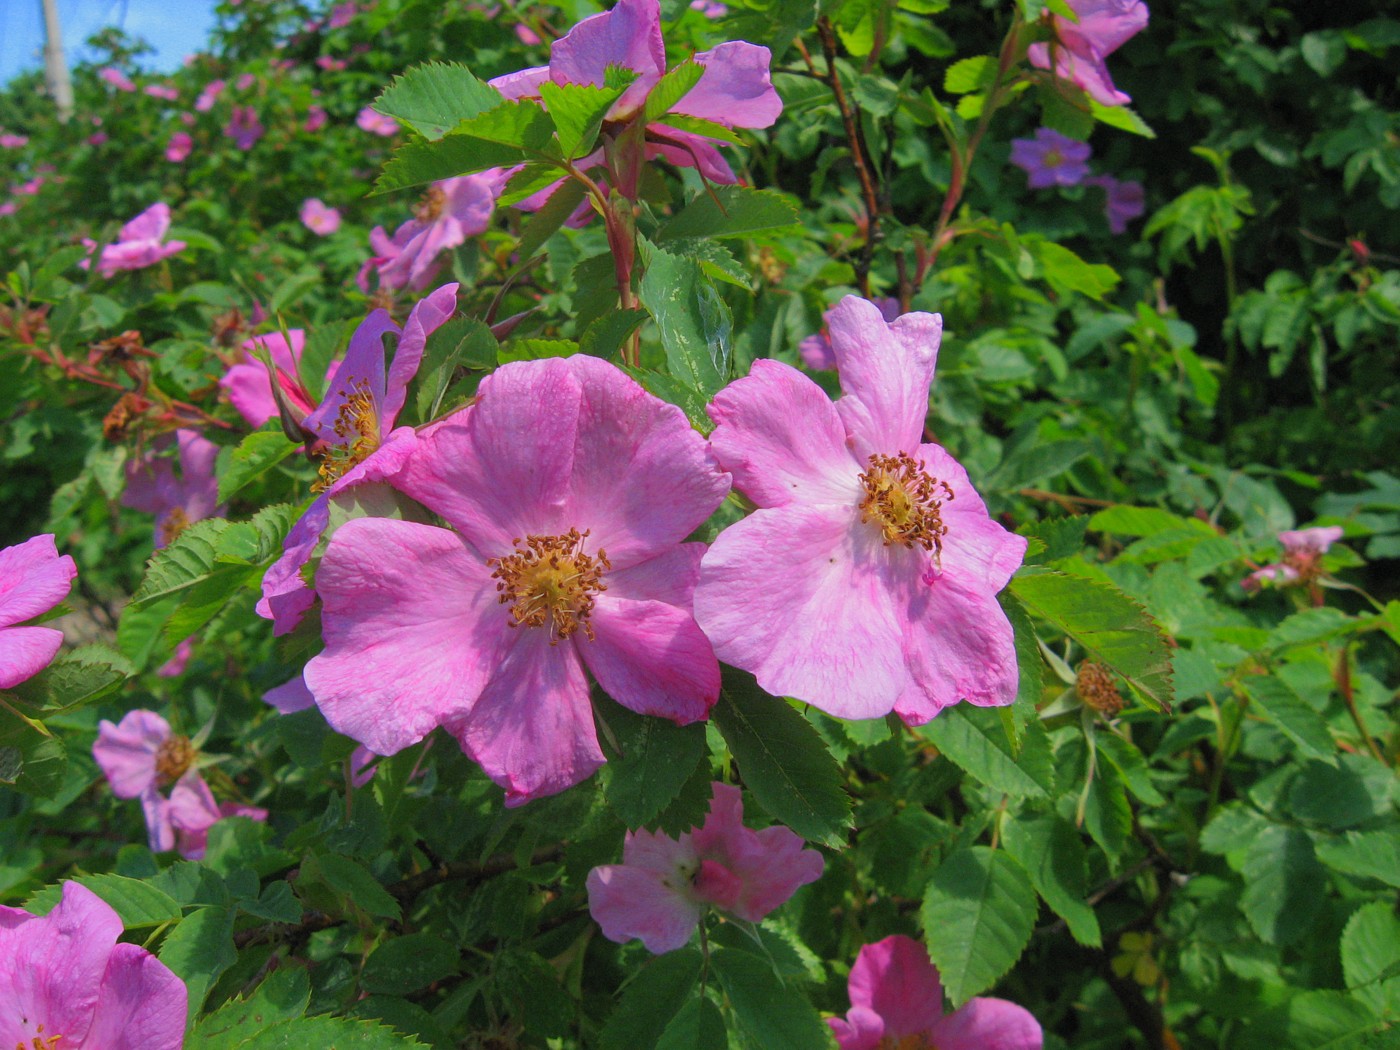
[159,905,237,1011]
[713,672,852,848]
[1089,98,1156,138]
[643,60,705,123]
[920,846,1039,1005]
[26,873,181,927]
[638,248,731,401]
[377,104,561,193]
[1002,814,1101,947]
[538,80,625,158]
[919,705,1055,797]
[1241,825,1325,946]
[654,112,747,145]
[656,996,727,1050]
[516,177,590,264]
[218,428,297,504]
[712,947,833,1049]
[212,1015,427,1049]
[374,62,505,140]
[600,700,706,829]
[1342,902,1400,1018]
[1316,828,1400,887]
[12,651,127,712]
[303,852,401,921]
[580,309,648,359]
[1018,516,1088,564]
[1031,240,1120,300]
[1243,677,1334,761]
[944,55,996,94]
[657,187,800,242]
[1094,732,1165,805]
[0,704,65,797]
[413,315,497,421]
[1234,989,1381,1050]
[193,969,311,1050]
[131,518,231,605]
[361,934,461,995]
[601,950,702,1050]
[1089,505,1217,538]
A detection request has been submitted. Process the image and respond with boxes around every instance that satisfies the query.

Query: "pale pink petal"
[918,442,1028,593]
[1061,0,1149,56]
[488,66,550,100]
[829,297,942,459]
[644,131,736,184]
[174,429,224,523]
[118,202,170,243]
[0,626,65,689]
[448,627,601,806]
[828,1006,885,1050]
[707,359,862,509]
[578,596,717,723]
[586,861,703,954]
[221,330,306,429]
[695,506,907,720]
[932,997,1044,1050]
[383,282,458,425]
[79,943,188,1050]
[303,310,396,444]
[141,788,175,853]
[1280,525,1344,554]
[605,542,704,607]
[677,42,782,127]
[847,935,944,1037]
[0,534,77,627]
[264,674,314,713]
[549,0,664,110]
[305,519,514,756]
[92,710,171,799]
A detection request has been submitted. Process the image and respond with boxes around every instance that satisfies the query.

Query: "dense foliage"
[1,0,1397,1047]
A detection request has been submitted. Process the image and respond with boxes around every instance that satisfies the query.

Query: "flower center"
[16,1025,63,1050]
[154,734,195,786]
[415,186,446,223]
[159,506,192,546]
[1044,147,1063,168]
[858,452,953,557]
[313,379,380,492]
[1075,661,1123,716]
[487,529,610,643]
[1281,549,1323,583]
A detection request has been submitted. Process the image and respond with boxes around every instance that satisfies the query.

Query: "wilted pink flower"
[0,881,187,1050]
[1242,525,1345,591]
[81,202,187,277]
[1086,174,1145,233]
[304,104,329,132]
[364,173,504,291]
[257,285,459,634]
[1009,127,1092,188]
[587,782,823,953]
[194,78,225,112]
[235,72,257,90]
[694,296,1027,724]
[121,430,225,548]
[0,132,27,148]
[98,66,136,92]
[165,131,193,163]
[0,535,76,690]
[221,329,317,428]
[829,935,1042,1050]
[801,297,900,371]
[1028,0,1149,107]
[303,354,730,805]
[224,105,264,149]
[300,197,342,235]
[356,106,399,136]
[144,83,179,101]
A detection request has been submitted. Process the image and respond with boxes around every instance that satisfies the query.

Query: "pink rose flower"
[1027,0,1149,107]
[364,173,505,292]
[235,72,257,90]
[220,328,322,428]
[328,1,358,27]
[829,935,1043,1050]
[316,56,348,71]
[0,535,76,690]
[587,782,823,953]
[156,637,194,678]
[1009,127,1092,188]
[300,197,342,235]
[1086,174,1145,233]
[144,83,179,101]
[262,674,380,786]
[1242,524,1345,591]
[165,131,193,163]
[304,104,329,132]
[152,771,268,860]
[0,201,16,217]
[15,177,44,195]
[194,78,225,112]
[256,285,459,634]
[356,106,399,136]
[98,66,136,92]
[0,132,27,148]
[0,881,187,1050]
[224,105,264,149]
[694,296,1027,724]
[121,429,225,548]
[87,132,109,146]
[80,202,187,277]
[302,354,730,805]
[92,709,188,801]
[800,297,900,371]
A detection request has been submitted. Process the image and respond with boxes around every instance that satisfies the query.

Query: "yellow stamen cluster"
[154,733,195,785]
[1076,661,1124,716]
[488,529,610,643]
[159,506,192,547]
[858,451,954,558]
[17,1026,62,1050]
[313,380,380,492]
[415,185,447,223]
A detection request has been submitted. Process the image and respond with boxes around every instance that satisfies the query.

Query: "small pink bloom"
[0,881,187,1050]
[87,132,109,146]
[1009,127,1092,188]
[1028,0,1149,107]
[15,177,43,195]
[80,202,187,277]
[179,110,195,126]
[300,197,342,235]
[694,296,1027,724]
[316,55,348,71]
[92,709,182,800]
[304,105,329,132]
[0,202,16,217]
[690,0,728,15]
[0,132,27,148]
[161,771,268,860]
[194,78,225,112]
[328,2,358,27]
[1086,174,1145,233]
[144,83,179,101]
[235,72,257,90]
[156,637,195,678]
[224,105,264,149]
[98,66,136,92]
[121,430,225,548]
[356,106,399,136]
[801,297,900,372]
[0,535,76,690]
[515,23,542,45]
[587,782,823,953]
[1242,525,1345,591]
[368,173,505,291]
[165,131,193,163]
[829,935,1042,1050]
[303,354,730,805]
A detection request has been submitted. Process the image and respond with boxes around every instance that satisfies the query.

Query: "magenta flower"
[165,131,193,163]
[365,173,504,291]
[220,328,323,429]
[1028,0,1149,107]
[829,935,1042,1050]
[235,72,257,90]
[0,535,76,690]
[80,202,187,278]
[587,782,823,953]
[121,430,225,548]
[302,354,730,805]
[1242,525,1345,591]
[194,78,225,112]
[300,197,342,236]
[98,66,136,92]
[694,296,1027,724]
[1086,174,1145,233]
[0,201,17,217]
[690,0,728,16]
[257,284,459,634]
[92,709,191,801]
[144,83,179,101]
[156,637,194,678]
[357,105,399,136]
[224,105,264,149]
[801,297,900,372]
[0,881,187,1050]
[158,772,267,860]
[0,132,27,148]
[304,104,329,132]
[328,1,358,27]
[1009,127,1092,188]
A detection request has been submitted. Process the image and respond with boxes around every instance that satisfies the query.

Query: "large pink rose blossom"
[303,354,730,805]
[300,197,342,236]
[1027,0,1149,107]
[587,782,823,953]
[362,173,504,292]
[694,296,1027,725]
[829,935,1042,1050]
[0,881,187,1050]
[121,430,225,548]
[80,202,187,277]
[0,535,76,690]
[257,284,459,634]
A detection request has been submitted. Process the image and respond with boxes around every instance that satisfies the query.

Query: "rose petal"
[579,595,717,723]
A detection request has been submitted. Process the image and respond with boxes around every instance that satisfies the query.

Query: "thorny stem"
[1336,644,1389,766]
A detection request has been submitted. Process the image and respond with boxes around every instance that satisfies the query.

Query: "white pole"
[40,0,76,122]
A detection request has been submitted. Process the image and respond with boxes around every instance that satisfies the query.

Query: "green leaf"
[580,309,649,359]
[638,248,731,401]
[1010,567,1174,712]
[1316,829,1400,888]
[1243,677,1334,761]
[210,1015,427,1049]
[1094,732,1165,806]
[1241,825,1326,946]
[656,996,727,1050]
[1031,240,1120,300]
[218,428,297,504]
[1088,98,1156,138]
[159,905,237,1012]
[944,55,996,94]
[919,705,1055,797]
[1001,814,1101,947]
[600,951,702,1050]
[1018,516,1088,564]
[361,934,461,995]
[986,439,1092,492]
[600,700,707,829]
[1089,505,1217,538]
[1343,902,1400,1018]
[1000,591,1044,744]
[712,947,833,1049]
[374,62,505,140]
[413,315,497,421]
[657,187,800,242]
[920,846,1039,1005]
[643,60,706,123]
[0,704,65,797]
[26,873,182,927]
[305,852,401,921]
[377,103,561,193]
[516,177,590,263]
[1234,990,1380,1050]
[12,650,128,712]
[131,518,232,606]
[193,969,311,1050]
[538,80,625,159]
[713,672,852,848]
